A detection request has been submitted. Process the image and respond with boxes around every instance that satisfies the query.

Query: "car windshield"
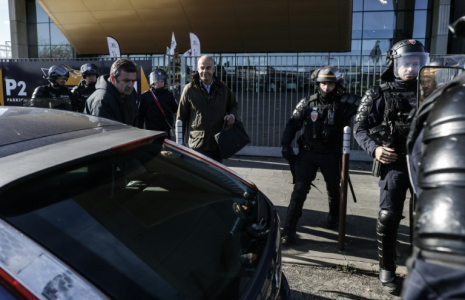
[0,141,259,300]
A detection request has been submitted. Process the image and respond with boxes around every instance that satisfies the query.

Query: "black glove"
[281,144,295,162]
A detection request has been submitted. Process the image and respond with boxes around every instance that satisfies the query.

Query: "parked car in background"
[0,106,290,300]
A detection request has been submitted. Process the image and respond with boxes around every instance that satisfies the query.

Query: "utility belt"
[301,139,339,154]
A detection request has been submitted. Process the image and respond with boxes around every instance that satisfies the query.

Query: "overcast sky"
[0,0,10,45]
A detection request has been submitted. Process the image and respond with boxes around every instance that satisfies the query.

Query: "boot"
[379,269,399,295]
[326,184,340,229]
[377,210,401,295]
[326,213,339,229]
[281,182,309,245]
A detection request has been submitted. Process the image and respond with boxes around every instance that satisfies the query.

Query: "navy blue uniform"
[355,79,416,214]
[354,79,417,294]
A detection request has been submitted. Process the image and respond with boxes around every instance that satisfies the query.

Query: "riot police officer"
[31,64,76,111]
[137,69,178,138]
[354,39,429,294]
[72,63,99,112]
[281,66,360,245]
[401,18,465,299]
[401,64,465,300]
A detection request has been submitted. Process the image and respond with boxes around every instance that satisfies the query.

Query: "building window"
[26,0,75,58]
[363,12,396,39]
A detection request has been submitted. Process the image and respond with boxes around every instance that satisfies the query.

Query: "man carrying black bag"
[281,66,360,245]
[177,55,239,163]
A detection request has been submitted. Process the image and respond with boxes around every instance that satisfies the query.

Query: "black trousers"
[283,148,341,233]
[294,149,341,187]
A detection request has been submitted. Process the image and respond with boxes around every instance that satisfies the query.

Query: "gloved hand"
[281,144,295,162]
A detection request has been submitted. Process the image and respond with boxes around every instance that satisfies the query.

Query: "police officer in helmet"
[401,18,465,299]
[354,39,429,294]
[72,63,99,112]
[137,69,178,139]
[31,64,76,111]
[281,66,360,245]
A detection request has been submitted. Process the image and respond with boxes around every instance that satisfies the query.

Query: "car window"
[0,142,258,300]
[0,283,20,300]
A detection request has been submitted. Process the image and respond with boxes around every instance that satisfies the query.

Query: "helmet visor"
[394,52,430,79]
[81,64,98,76]
[149,71,166,85]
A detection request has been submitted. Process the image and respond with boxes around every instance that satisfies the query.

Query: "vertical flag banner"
[190,33,201,58]
[190,33,201,71]
[170,32,177,55]
[107,36,121,58]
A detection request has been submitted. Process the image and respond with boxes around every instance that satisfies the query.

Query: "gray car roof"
[0,107,165,191]
[0,107,130,146]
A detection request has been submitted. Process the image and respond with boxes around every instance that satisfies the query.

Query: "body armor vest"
[72,82,96,112]
[30,85,73,111]
[370,83,416,153]
[303,95,339,148]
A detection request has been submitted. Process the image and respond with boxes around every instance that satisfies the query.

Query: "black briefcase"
[215,120,251,159]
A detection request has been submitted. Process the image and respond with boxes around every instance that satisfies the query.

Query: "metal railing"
[175,54,389,159]
[2,53,453,160]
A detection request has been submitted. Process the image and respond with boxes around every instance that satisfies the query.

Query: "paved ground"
[223,155,412,299]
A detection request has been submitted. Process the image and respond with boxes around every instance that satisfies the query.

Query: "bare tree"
[38,44,74,59]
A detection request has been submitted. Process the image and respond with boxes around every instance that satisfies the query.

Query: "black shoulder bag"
[214,120,251,159]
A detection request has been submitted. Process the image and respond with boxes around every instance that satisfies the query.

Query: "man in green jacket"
[177,55,239,163]
[84,58,137,126]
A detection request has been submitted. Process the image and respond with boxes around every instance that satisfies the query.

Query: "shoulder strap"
[380,83,390,91]
[149,89,173,129]
[308,94,319,107]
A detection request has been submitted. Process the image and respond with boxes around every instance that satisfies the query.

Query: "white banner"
[190,33,201,72]
[189,33,201,58]
[170,32,177,55]
[106,36,121,58]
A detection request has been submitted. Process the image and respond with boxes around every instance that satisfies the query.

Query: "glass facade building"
[26,0,434,59]
[26,0,75,58]
[348,0,431,57]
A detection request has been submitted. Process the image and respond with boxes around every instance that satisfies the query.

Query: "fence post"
[338,126,351,252]
[181,55,187,93]
[176,120,183,145]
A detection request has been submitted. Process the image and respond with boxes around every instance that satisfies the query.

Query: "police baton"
[338,126,351,252]
[348,175,357,203]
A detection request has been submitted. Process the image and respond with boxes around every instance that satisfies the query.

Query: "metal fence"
[168,54,390,160]
[4,53,451,160]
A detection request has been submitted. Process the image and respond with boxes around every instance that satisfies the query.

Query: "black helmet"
[80,63,99,78]
[149,69,167,85]
[381,39,429,82]
[311,66,344,87]
[44,64,73,83]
